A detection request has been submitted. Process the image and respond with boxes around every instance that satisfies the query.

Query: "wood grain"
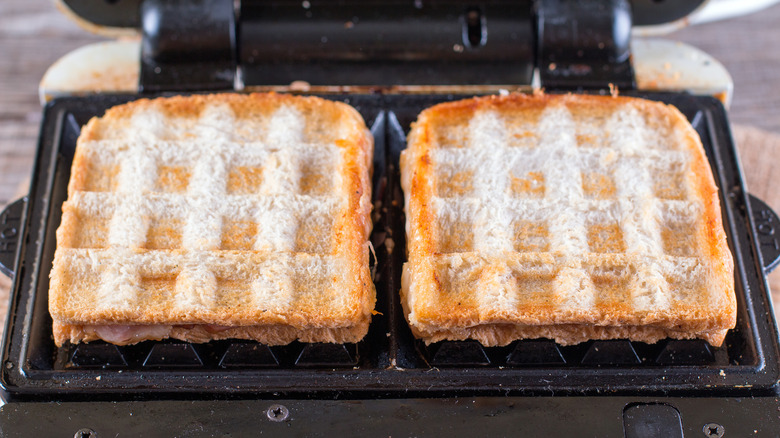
[0,0,102,207]
[673,6,780,135]
[732,124,780,312]
[1,0,779,339]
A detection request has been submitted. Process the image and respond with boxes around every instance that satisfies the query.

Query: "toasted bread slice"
[400,93,735,347]
[49,93,375,346]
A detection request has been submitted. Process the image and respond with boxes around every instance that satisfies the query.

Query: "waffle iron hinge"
[140,0,237,93]
[140,0,540,90]
[536,0,636,91]
[237,0,536,88]
[137,0,635,92]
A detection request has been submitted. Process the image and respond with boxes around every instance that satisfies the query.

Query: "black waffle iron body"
[2,1,780,436]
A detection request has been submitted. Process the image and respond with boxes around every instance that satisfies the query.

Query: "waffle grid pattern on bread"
[400,94,736,347]
[49,93,375,346]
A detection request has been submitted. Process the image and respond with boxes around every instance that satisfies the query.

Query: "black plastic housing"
[1,92,779,407]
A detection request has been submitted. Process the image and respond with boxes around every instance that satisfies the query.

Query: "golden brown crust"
[401,93,736,347]
[49,93,375,346]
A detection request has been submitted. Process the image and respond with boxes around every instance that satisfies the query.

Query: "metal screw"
[266,404,290,422]
[702,423,725,437]
[74,428,97,438]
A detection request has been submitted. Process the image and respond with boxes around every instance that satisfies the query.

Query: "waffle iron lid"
[54,0,707,92]
[56,0,708,35]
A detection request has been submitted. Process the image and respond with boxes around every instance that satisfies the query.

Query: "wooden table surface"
[1,0,779,337]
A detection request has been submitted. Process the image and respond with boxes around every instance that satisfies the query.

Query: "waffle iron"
[2,1,780,436]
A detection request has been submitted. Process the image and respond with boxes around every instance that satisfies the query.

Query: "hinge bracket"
[140,0,236,93]
[536,0,636,91]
